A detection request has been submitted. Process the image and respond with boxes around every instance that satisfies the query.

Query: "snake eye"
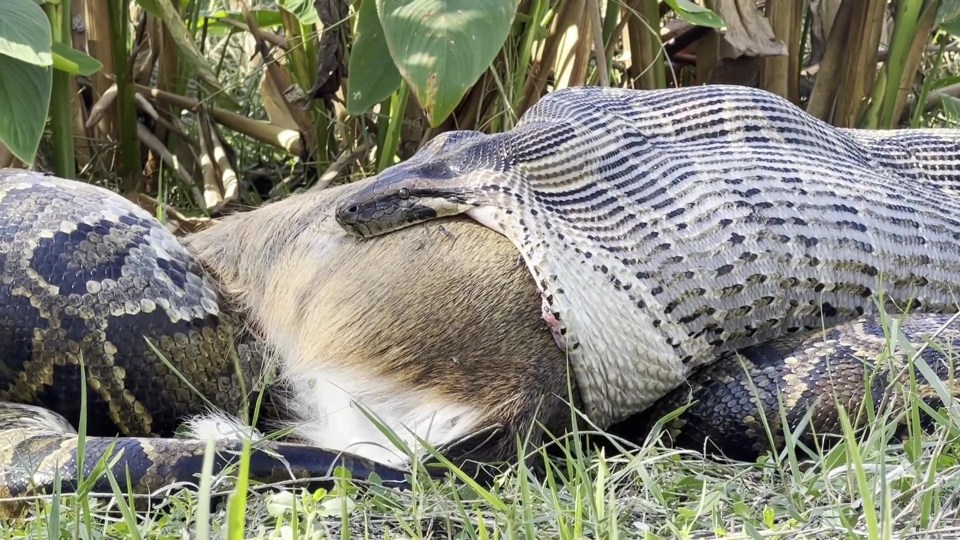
[397,188,410,200]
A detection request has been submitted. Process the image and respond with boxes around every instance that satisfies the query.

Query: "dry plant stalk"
[83,0,119,143]
[587,0,610,86]
[242,5,317,156]
[152,11,180,150]
[520,0,590,114]
[260,73,301,131]
[198,115,224,211]
[70,0,94,170]
[760,0,805,102]
[808,0,885,126]
[833,0,885,126]
[626,0,665,90]
[86,84,119,129]
[553,0,591,88]
[199,115,240,208]
[696,29,722,83]
[136,123,201,205]
[135,84,305,155]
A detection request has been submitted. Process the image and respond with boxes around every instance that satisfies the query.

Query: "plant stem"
[876,0,926,127]
[378,82,409,172]
[44,0,75,178]
[513,0,549,113]
[107,0,142,191]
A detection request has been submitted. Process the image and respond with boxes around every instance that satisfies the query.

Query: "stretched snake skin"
[0,169,409,509]
[336,84,960,427]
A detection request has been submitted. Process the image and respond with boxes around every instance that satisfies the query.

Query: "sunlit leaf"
[377,0,518,126]
[278,0,319,25]
[0,0,52,66]
[346,0,402,115]
[938,0,960,24]
[939,0,960,36]
[0,54,52,164]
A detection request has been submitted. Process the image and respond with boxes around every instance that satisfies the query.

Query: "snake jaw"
[337,177,482,238]
[336,193,480,238]
[336,195,440,238]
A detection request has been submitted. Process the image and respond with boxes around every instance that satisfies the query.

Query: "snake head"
[336,160,480,239]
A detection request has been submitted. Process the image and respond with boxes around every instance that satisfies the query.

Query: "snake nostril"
[346,205,359,214]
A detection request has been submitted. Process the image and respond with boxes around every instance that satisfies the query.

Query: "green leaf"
[198,9,285,35]
[0,54,52,164]
[938,1,960,39]
[938,0,960,25]
[136,0,162,17]
[278,0,319,25]
[376,0,518,126]
[928,74,960,91]
[662,0,724,29]
[941,21,960,37]
[347,0,402,115]
[0,0,52,66]
[51,42,102,76]
[940,95,960,121]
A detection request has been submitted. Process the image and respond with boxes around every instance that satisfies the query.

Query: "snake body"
[336,84,960,427]
[0,170,409,510]
[6,78,960,507]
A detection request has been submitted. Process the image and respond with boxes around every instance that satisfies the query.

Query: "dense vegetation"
[3,0,960,215]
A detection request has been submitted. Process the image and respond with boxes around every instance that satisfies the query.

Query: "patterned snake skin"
[5,83,960,508]
[0,170,410,508]
[335,84,960,427]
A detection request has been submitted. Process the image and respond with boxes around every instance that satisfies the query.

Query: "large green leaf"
[346,0,402,116]
[278,0,319,25]
[376,0,518,126]
[0,0,52,66]
[0,54,52,164]
[938,0,960,37]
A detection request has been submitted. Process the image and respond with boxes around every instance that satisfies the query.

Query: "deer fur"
[184,180,581,470]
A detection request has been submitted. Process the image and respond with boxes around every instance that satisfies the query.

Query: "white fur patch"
[466,207,506,235]
[285,366,484,467]
[182,412,263,443]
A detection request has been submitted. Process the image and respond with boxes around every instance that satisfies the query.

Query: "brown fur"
[184,180,581,470]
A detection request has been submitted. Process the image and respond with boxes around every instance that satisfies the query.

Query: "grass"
[4,316,960,540]
[3,425,960,539]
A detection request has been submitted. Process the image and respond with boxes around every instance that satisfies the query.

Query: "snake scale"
[336,84,960,427]
[2,83,960,510]
[0,171,409,512]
